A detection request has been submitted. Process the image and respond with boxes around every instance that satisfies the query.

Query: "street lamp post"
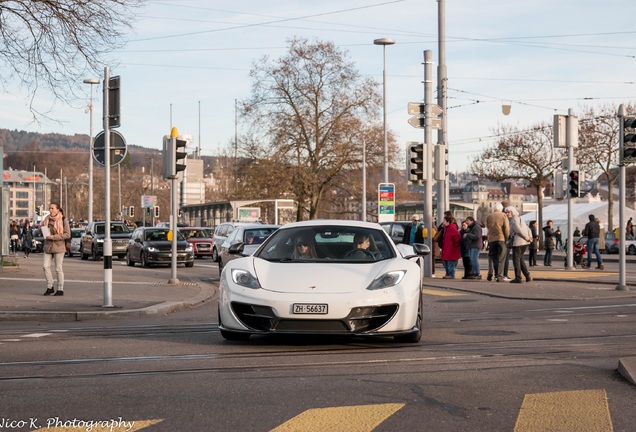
[83,78,99,223]
[374,38,395,184]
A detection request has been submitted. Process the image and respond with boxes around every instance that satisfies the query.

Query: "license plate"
[293,303,328,314]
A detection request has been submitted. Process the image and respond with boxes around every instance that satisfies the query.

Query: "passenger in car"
[292,236,317,259]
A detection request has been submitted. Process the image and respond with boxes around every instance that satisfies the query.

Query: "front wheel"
[92,246,101,261]
[185,261,194,268]
[628,245,636,255]
[140,251,149,268]
[212,247,219,262]
[126,251,135,267]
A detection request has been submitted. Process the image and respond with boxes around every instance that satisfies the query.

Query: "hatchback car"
[126,227,194,268]
[218,220,429,343]
[603,231,636,255]
[218,224,279,271]
[66,228,83,257]
[178,227,215,258]
[212,222,253,262]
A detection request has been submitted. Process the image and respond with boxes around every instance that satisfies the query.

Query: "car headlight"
[96,238,104,243]
[231,269,261,289]
[367,270,406,290]
[146,246,159,252]
[185,244,193,252]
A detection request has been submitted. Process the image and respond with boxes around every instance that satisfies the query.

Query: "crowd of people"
[409,200,613,283]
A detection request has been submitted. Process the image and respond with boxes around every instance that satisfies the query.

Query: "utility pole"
[436,0,449,221]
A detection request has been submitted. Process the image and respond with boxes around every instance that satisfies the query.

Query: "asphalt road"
[1,253,635,431]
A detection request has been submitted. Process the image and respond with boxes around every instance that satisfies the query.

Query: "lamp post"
[83,78,99,223]
[374,38,395,184]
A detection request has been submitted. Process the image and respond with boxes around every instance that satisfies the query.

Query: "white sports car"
[218,220,430,343]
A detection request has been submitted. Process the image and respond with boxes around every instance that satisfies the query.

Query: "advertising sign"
[378,183,395,223]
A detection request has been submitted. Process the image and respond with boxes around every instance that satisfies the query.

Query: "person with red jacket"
[440,215,461,279]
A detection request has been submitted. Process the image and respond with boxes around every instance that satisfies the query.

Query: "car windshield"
[95,224,130,235]
[145,229,185,241]
[255,226,394,263]
[243,228,277,245]
[181,229,212,239]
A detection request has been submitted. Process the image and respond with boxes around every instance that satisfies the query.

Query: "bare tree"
[577,104,636,231]
[241,37,386,220]
[0,0,142,120]
[470,123,566,245]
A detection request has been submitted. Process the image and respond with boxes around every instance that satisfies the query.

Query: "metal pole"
[102,67,113,308]
[423,50,434,278]
[437,0,448,220]
[565,109,577,270]
[617,104,628,290]
[118,164,122,221]
[150,158,155,226]
[362,139,367,221]
[83,79,99,224]
[382,44,388,184]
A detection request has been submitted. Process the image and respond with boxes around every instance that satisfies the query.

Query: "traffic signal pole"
[565,109,577,270]
[102,67,113,307]
[423,50,434,277]
[617,104,628,290]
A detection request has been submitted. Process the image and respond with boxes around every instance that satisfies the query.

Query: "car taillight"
[614,239,619,245]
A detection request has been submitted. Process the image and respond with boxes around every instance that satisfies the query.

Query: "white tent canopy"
[520,202,636,242]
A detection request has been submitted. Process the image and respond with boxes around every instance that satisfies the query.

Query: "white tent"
[520,202,636,242]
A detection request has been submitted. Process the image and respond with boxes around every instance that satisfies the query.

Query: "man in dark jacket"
[402,214,424,245]
[464,216,483,279]
[583,214,603,270]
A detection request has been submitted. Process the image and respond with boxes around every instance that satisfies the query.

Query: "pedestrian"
[486,202,510,282]
[582,214,603,270]
[464,216,483,279]
[21,220,33,258]
[555,226,563,250]
[42,202,71,296]
[573,227,581,237]
[440,215,461,279]
[528,220,538,267]
[627,217,633,237]
[402,214,424,245]
[9,220,21,254]
[459,220,472,279]
[505,207,532,283]
[543,220,555,266]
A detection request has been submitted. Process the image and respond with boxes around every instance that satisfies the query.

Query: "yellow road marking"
[271,403,404,432]
[423,288,465,297]
[515,389,612,432]
[34,419,162,431]
[532,270,616,279]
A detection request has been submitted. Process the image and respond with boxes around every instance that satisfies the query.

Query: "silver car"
[66,228,83,257]
[218,224,279,271]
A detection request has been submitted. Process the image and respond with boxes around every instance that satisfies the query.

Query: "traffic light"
[568,170,580,198]
[154,206,160,218]
[129,206,135,218]
[162,127,187,179]
[407,142,424,183]
[622,117,636,163]
[146,207,151,217]
[433,144,448,181]
[36,206,40,216]
[175,136,187,175]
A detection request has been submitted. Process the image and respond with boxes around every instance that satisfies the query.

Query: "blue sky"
[1,0,635,173]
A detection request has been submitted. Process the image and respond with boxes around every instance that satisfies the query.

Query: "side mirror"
[228,241,245,255]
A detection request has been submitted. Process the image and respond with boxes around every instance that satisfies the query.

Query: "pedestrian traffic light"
[146,207,151,217]
[622,117,636,163]
[568,170,580,198]
[129,206,135,218]
[407,142,424,183]
[154,206,160,218]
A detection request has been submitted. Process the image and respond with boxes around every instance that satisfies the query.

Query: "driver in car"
[347,233,381,260]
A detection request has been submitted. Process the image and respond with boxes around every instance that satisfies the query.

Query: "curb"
[618,357,636,386]
[0,282,217,322]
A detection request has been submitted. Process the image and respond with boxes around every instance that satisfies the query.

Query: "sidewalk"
[0,255,216,322]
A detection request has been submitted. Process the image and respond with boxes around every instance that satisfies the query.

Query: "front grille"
[196,244,211,251]
[230,302,399,334]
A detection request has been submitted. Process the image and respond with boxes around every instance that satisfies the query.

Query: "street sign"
[407,116,442,129]
[377,183,395,223]
[407,102,442,129]
[93,130,127,167]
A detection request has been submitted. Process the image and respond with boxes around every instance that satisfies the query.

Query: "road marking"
[271,403,404,432]
[22,333,52,338]
[515,389,612,432]
[33,418,162,431]
[423,288,465,297]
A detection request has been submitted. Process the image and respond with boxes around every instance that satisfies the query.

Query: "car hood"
[251,258,391,294]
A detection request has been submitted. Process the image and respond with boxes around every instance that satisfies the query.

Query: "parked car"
[66,228,83,257]
[218,220,430,342]
[212,222,254,262]
[379,221,412,244]
[218,224,279,271]
[603,231,636,255]
[155,221,188,228]
[178,227,215,258]
[80,221,132,261]
[126,227,194,268]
